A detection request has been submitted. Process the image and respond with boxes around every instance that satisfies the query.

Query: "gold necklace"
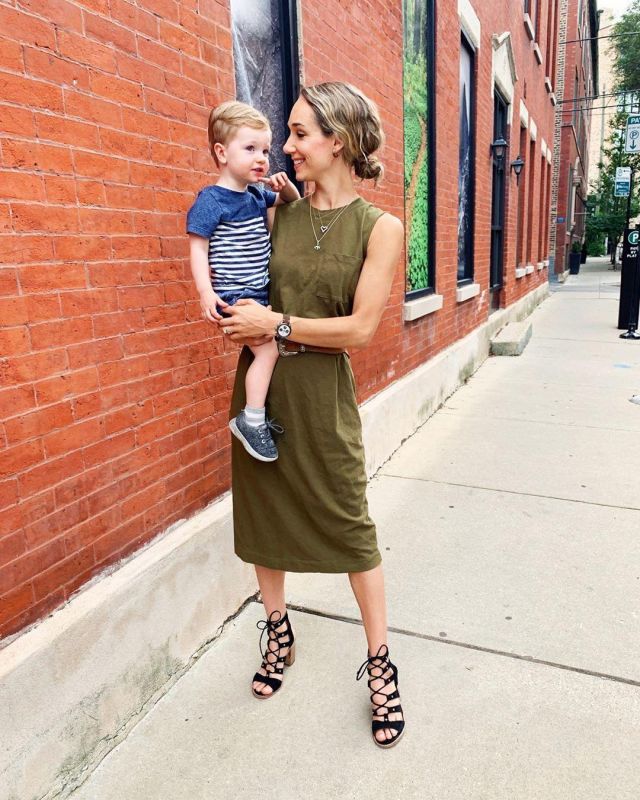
[308,195,357,251]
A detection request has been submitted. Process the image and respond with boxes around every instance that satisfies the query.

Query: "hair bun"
[354,154,384,182]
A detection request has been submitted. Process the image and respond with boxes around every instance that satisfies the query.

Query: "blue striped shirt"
[186,184,277,292]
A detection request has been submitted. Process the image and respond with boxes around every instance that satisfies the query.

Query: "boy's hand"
[259,171,289,192]
[199,287,226,322]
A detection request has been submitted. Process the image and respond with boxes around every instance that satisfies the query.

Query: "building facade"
[554,0,599,277]
[0,0,557,640]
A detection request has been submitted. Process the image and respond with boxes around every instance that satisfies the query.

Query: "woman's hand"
[217,299,278,341]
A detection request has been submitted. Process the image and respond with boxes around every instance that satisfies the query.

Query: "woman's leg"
[349,564,403,744]
[252,565,290,696]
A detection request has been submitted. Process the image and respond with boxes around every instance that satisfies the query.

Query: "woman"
[218,82,405,748]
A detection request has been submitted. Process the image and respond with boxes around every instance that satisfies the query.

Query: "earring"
[333,151,340,158]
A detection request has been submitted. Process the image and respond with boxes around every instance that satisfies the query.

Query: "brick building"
[553,0,599,277]
[1,0,556,645]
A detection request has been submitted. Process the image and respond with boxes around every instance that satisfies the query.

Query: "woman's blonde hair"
[208,100,271,166]
[300,82,385,184]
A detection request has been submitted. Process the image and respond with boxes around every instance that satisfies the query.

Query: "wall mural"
[403,0,433,294]
[230,0,289,174]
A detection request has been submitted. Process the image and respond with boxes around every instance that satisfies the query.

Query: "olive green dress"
[230,196,384,573]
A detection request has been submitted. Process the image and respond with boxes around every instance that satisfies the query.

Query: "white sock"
[244,405,265,427]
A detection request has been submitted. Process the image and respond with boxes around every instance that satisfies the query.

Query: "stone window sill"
[545,76,553,93]
[524,13,535,40]
[403,293,443,322]
[533,43,542,64]
[456,282,481,303]
[515,267,527,279]
[525,264,535,275]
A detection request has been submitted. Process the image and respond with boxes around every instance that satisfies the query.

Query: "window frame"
[457,32,476,284]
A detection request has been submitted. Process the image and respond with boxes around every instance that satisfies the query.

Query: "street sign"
[615,166,632,196]
[617,227,640,331]
[624,114,640,153]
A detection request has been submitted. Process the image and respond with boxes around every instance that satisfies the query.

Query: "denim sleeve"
[186,189,221,238]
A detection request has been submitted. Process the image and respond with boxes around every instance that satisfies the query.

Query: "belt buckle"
[277,339,304,357]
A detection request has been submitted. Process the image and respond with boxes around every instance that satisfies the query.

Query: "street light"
[491,136,508,166]
[510,155,525,183]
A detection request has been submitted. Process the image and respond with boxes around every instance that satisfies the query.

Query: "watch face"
[277,322,292,338]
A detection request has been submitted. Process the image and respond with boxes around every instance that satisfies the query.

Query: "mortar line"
[378,473,640,513]
[272,602,640,689]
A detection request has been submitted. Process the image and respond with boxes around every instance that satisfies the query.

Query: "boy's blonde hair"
[208,101,271,166]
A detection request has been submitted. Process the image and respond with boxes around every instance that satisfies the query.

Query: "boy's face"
[217,125,272,184]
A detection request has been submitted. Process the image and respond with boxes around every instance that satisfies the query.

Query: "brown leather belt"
[277,339,345,357]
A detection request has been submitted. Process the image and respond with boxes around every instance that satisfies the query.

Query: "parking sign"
[625,115,640,153]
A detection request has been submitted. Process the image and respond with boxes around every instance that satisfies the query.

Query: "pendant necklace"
[309,195,356,251]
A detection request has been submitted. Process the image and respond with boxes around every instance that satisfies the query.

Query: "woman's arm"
[221,213,403,349]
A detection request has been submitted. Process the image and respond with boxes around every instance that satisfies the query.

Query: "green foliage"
[407,159,429,291]
[404,106,422,188]
[611,1,640,93]
[586,112,640,259]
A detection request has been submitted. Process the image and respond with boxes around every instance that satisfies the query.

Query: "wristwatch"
[276,314,292,340]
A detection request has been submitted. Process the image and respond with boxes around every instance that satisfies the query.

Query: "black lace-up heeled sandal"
[356,644,405,748]
[251,610,296,699]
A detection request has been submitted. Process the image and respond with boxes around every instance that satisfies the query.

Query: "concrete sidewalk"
[70,258,640,800]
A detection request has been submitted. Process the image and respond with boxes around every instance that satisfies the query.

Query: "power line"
[560,30,640,46]
[556,90,640,105]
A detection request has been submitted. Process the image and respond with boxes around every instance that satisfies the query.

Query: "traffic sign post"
[625,115,640,153]
[618,228,640,339]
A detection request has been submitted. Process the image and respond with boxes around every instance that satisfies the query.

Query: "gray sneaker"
[229,411,283,462]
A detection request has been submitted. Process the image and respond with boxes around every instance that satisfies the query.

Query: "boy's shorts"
[216,285,269,318]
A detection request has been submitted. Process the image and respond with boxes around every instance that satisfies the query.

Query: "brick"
[4,401,74,445]
[0,582,34,626]
[0,326,30,355]
[19,263,86,292]
[60,288,118,317]
[0,104,36,138]
[104,184,155,210]
[24,47,90,90]
[18,450,84,496]
[1,353,67,395]
[12,203,80,234]
[0,171,44,202]
[20,0,83,31]
[57,29,117,72]
[54,235,110,262]
[84,12,137,53]
[30,317,93,350]
[117,284,164,309]
[2,140,73,174]
[0,385,37,422]
[122,108,170,140]
[35,366,99,405]
[90,70,142,108]
[73,150,129,182]
[55,462,113,508]
[76,180,107,206]
[0,268,18,296]
[67,336,124,369]
[43,176,78,205]
[88,261,141,287]
[0,588,64,639]
[64,88,123,127]
[37,113,99,149]
[23,497,87,549]
[116,51,165,91]
[158,19,200,57]
[93,309,143,337]
[78,207,133,234]
[0,6,57,49]
[98,354,149,387]
[0,74,64,113]
[83,430,135,468]
[110,0,159,37]
[0,479,18,513]
[0,440,42,479]
[99,128,151,161]
[44,416,104,457]
[33,545,94,601]
[0,35,24,72]
[0,296,29,325]
[112,235,161,260]
[25,292,62,323]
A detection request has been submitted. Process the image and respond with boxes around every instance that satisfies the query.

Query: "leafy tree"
[611,0,640,93]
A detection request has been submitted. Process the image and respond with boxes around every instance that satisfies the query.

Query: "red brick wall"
[0,0,555,640]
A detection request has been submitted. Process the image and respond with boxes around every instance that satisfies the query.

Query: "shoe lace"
[256,418,284,444]
[356,645,402,721]
[256,610,287,675]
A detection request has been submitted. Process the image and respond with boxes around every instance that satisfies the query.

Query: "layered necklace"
[308,195,357,251]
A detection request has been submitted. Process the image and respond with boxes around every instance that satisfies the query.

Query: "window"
[526,137,536,264]
[516,126,528,267]
[230,0,299,176]
[403,0,436,296]
[490,91,508,303]
[457,35,475,282]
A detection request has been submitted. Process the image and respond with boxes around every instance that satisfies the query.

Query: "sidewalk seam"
[379,473,640,513]
[279,602,640,689]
